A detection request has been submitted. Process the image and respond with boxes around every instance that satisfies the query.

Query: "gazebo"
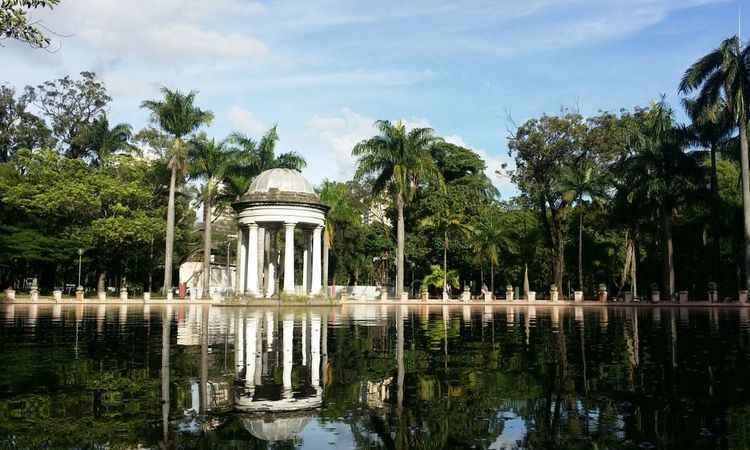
[232,169,329,297]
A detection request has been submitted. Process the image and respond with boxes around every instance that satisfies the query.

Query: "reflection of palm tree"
[397,307,405,413]
[199,305,209,415]
[160,306,171,447]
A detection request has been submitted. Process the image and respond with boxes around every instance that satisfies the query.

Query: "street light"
[77,248,84,290]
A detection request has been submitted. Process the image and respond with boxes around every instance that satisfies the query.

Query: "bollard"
[53,290,62,303]
[143,292,151,303]
[527,291,536,302]
[462,289,471,302]
[120,288,128,302]
[708,282,719,303]
[550,284,559,302]
[421,289,429,302]
[4,288,15,302]
[623,291,633,303]
[76,287,84,301]
[598,284,608,302]
[166,291,173,302]
[380,290,388,302]
[679,291,689,304]
[442,290,449,301]
[401,292,409,302]
[506,286,514,302]
[740,290,748,304]
[574,291,583,303]
[98,290,107,302]
[30,287,39,302]
[650,284,660,303]
[484,290,493,302]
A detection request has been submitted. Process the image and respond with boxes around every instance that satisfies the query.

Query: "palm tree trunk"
[202,193,212,297]
[163,166,177,296]
[740,118,750,290]
[578,211,583,292]
[490,260,495,294]
[662,204,675,297]
[443,230,448,295]
[709,144,721,282]
[396,193,405,297]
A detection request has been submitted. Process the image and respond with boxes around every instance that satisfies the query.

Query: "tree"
[352,120,442,296]
[24,72,111,158]
[683,98,733,280]
[509,113,588,291]
[557,158,609,292]
[679,35,750,289]
[0,0,60,49]
[188,134,237,296]
[0,85,53,162]
[74,115,135,166]
[141,87,213,295]
[617,101,703,297]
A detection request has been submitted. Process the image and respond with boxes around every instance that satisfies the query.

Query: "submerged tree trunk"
[739,118,750,290]
[202,193,212,297]
[396,193,405,297]
[662,205,675,297]
[163,165,177,296]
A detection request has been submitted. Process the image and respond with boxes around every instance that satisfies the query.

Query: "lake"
[1,303,749,449]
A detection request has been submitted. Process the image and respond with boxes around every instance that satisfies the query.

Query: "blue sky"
[2,0,744,197]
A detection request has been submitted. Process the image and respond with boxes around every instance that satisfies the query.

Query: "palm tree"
[319,180,360,290]
[225,125,306,182]
[618,101,702,298]
[352,120,442,297]
[74,114,135,166]
[683,99,733,278]
[141,88,213,296]
[679,35,750,289]
[473,206,509,295]
[420,201,473,297]
[188,134,238,297]
[558,159,609,292]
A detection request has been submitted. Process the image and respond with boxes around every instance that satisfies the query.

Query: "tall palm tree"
[420,202,473,297]
[558,159,609,292]
[189,134,238,297]
[618,101,702,297]
[679,35,750,289]
[683,99,733,279]
[352,120,442,297]
[225,125,306,182]
[74,114,135,166]
[473,206,509,295]
[319,180,360,290]
[141,88,213,296]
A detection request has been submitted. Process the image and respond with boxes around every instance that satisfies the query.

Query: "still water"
[1,303,750,449]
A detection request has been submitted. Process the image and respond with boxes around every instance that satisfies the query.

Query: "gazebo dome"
[248,169,315,195]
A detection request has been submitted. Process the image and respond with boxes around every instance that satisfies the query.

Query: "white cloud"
[305,108,377,180]
[227,106,269,136]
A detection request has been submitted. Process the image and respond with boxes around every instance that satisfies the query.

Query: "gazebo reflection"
[234,310,325,442]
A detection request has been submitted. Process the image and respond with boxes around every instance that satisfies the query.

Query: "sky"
[2,0,745,197]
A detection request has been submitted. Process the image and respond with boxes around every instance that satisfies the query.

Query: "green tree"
[24,72,111,158]
[617,101,703,297]
[0,85,53,162]
[679,35,750,289]
[74,115,135,166]
[0,0,60,48]
[509,113,588,290]
[353,120,442,296]
[188,134,238,296]
[141,87,213,295]
[557,158,609,292]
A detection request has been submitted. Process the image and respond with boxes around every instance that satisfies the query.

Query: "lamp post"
[77,248,83,289]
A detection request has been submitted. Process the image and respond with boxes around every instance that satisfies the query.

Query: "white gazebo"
[232,169,329,297]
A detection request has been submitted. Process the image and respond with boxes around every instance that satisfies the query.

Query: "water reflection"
[3,304,750,448]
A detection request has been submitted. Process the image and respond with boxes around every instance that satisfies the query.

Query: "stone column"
[311,313,321,387]
[235,314,245,377]
[257,227,265,296]
[266,229,276,297]
[245,314,257,391]
[283,223,296,294]
[238,227,247,295]
[302,231,309,295]
[247,223,259,296]
[311,225,323,295]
